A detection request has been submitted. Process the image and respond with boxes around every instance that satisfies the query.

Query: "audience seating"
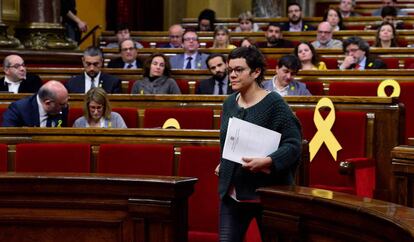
[144,108,214,129]
[97,144,174,175]
[0,144,7,172]
[0,107,7,127]
[304,81,324,95]
[15,143,91,172]
[296,110,376,197]
[178,146,220,242]
[176,78,191,94]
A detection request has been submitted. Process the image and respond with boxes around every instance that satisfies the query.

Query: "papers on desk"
[222,117,281,164]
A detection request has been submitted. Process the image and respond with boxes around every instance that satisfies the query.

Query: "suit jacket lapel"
[30,95,41,127]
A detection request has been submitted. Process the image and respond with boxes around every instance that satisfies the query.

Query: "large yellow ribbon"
[309,98,342,162]
[377,79,401,97]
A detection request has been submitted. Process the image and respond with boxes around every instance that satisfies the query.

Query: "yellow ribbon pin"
[377,79,400,97]
[309,97,342,162]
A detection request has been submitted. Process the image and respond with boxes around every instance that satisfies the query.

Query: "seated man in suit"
[169,30,209,69]
[196,53,233,95]
[3,80,68,127]
[256,22,294,48]
[262,54,311,96]
[159,24,184,48]
[339,36,387,70]
[107,39,142,68]
[1,54,42,93]
[281,2,315,32]
[65,46,122,93]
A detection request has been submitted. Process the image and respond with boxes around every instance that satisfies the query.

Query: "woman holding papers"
[217,46,302,242]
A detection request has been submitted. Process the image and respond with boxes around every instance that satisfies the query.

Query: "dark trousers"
[219,195,263,242]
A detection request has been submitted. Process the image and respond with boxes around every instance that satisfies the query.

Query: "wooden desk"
[258,186,414,241]
[392,144,414,206]
[0,173,196,242]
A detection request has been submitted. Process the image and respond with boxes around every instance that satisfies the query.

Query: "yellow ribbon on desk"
[309,97,342,162]
[377,79,400,97]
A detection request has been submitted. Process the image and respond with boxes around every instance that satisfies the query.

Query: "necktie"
[126,63,133,69]
[185,57,192,69]
[218,80,224,95]
[91,77,96,88]
[354,63,360,70]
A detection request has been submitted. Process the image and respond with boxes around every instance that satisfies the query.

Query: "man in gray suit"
[169,30,209,69]
[262,55,311,96]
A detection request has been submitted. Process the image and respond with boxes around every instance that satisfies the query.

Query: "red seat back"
[0,107,7,127]
[399,82,414,143]
[175,79,190,94]
[112,107,138,128]
[144,108,214,129]
[15,143,91,172]
[381,58,399,69]
[320,57,338,69]
[97,144,174,175]
[304,81,324,95]
[328,82,379,96]
[68,107,84,127]
[178,146,220,241]
[296,110,368,195]
[0,144,7,171]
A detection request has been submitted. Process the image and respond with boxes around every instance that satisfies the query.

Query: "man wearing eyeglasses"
[3,80,69,127]
[339,36,386,70]
[0,55,42,93]
[65,46,122,93]
[159,24,184,48]
[107,39,142,69]
[169,30,209,69]
[311,22,343,49]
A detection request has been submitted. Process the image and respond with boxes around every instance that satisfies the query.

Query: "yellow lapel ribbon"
[377,79,400,97]
[309,97,342,162]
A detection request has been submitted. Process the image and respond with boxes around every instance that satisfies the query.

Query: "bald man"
[160,24,184,48]
[1,55,42,93]
[311,22,343,49]
[3,80,69,127]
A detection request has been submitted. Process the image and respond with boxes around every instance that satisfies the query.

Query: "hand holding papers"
[222,117,281,172]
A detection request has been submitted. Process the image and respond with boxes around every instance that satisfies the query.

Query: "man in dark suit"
[339,36,387,70]
[281,2,315,32]
[1,55,42,93]
[196,54,233,95]
[3,81,69,127]
[158,24,184,48]
[169,30,209,69]
[256,22,294,48]
[107,39,142,69]
[65,46,122,93]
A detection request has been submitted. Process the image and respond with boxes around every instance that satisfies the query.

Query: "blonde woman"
[73,87,127,128]
[212,25,236,49]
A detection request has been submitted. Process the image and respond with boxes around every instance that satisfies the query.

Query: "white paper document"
[222,117,281,164]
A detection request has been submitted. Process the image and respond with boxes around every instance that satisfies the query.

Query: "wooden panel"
[258,186,414,242]
[0,173,196,242]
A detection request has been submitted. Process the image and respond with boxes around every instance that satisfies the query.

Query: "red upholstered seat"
[97,144,174,175]
[15,143,91,172]
[68,107,84,127]
[0,144,7,171]
[175,79,190,94]
[328,82,379,96]
[399,82,414,143]
[0,107,7,127]
[320,57,338,69]
[127,80,135,94]
[178,146,220,242]
[296,110,375,197]
[112,107,138,128]
[144,108,214,129]
[265,58,278,69]
[380,58,399,69]
[304,81,324,95]
[404,58,414,69]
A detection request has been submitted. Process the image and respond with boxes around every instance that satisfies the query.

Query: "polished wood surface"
[392,145,414,207]
[0,173,196,242]
[258,186,414,242]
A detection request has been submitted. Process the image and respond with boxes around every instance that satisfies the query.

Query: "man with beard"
[65,46,122,93]
[1,54,42,93]
[257,22,294,48]
[196,54,233,95]
[311,22,343,49]
[107,39,142,68]
[281,2,315,32]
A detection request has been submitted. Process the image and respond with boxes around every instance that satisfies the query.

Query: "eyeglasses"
[228,66,248,75]
[121,47,136,52]
[84,62,102,67]
[317,31,332,35]
[183,37,197,42]
[7,63,25,69]
[169,35,181,39]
